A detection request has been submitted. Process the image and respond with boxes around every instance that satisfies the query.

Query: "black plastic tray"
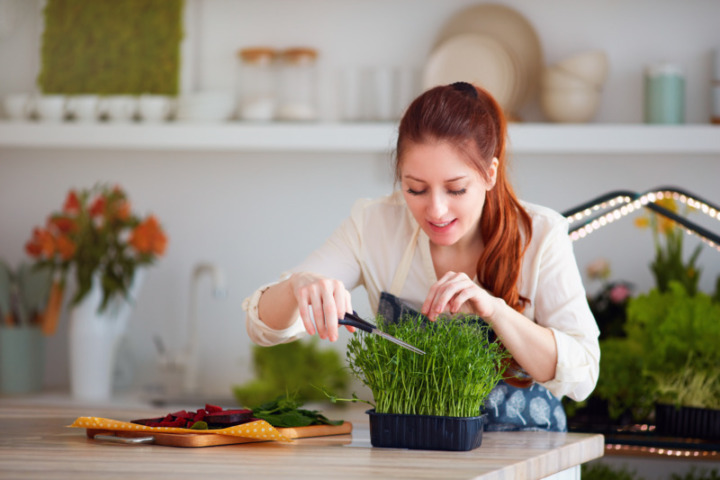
[367,409,486,451]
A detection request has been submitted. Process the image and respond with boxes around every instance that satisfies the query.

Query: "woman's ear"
[487,157,499,189]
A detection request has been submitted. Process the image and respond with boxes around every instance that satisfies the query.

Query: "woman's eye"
[406,188,426,196]
[448,188,467,196]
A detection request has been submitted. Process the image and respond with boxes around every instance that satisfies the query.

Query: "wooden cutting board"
[86,421,353,448]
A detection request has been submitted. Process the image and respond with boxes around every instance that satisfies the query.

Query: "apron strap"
[389,225,421,297]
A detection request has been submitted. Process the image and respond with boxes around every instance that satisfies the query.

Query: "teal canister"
[0,326,45,394]
[644,63,685,124]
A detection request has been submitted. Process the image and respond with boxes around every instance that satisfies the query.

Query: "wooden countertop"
[0,398,604,479]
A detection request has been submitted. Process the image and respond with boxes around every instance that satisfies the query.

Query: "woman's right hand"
[289,272,354,342]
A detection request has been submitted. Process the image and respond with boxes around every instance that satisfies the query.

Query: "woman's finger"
[310,289,328,339]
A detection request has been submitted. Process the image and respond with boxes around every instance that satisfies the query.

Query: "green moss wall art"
[39,0,184,95]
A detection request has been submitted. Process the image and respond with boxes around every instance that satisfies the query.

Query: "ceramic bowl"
[541,65,593,90]
[540,87,601,123]
[554,50,609,87]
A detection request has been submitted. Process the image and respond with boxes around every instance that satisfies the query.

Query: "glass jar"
[277,47,318,121]
[237,47,278,121]
[644,63,685,124]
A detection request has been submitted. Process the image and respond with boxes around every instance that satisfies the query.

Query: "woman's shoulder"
[350,191,409,223]
[346,191,416,244]
[520,200,569,239]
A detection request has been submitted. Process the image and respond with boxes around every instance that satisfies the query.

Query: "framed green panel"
[38,0,184,95]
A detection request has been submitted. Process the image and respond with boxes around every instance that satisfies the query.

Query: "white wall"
[1,0,719,398]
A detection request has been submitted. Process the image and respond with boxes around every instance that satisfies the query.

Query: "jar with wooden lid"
[237,47,278,121]
[277,47,318,121]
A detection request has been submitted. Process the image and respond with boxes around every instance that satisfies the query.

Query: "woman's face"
[400,141,497,249]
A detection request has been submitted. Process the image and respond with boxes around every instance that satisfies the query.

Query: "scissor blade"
[373,330,425,355]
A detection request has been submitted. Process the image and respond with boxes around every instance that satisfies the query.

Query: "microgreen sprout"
[346,315,509,417]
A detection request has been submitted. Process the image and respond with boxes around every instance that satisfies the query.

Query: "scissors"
[339,311,425,355]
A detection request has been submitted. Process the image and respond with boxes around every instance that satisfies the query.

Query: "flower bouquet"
[25,184,168,334]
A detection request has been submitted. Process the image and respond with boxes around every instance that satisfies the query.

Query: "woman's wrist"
[484,296,507,326]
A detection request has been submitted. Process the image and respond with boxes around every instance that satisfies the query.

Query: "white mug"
[3,93,34,121]
[138,94,173,122]
[36,95,67,122]
[103,95,137,123]
[67,95,100,123]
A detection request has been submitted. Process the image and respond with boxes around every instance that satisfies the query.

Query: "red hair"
[395,84,532,312]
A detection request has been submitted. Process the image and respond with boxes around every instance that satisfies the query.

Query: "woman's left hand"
[421,271,499,321]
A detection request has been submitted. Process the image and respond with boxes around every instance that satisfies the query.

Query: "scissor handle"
[339,312,373,333]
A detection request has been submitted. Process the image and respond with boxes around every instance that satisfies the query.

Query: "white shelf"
[0,121,718,155]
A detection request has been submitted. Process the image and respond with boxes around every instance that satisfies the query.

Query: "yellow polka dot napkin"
[69,416,289,442]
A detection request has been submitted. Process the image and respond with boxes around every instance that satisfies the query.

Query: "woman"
[243,82,600,431]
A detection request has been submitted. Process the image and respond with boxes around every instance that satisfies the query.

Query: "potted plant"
[345,315,509,451]
[625,282,720,439]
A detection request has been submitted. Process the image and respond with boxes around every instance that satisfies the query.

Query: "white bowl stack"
[540,50,609,123]
[176,90,236,123]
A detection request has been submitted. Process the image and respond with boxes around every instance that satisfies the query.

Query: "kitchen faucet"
[153,262,227,399]
[184,262,227,394]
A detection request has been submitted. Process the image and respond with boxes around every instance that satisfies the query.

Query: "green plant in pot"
[626,282,720,439]
[345,314,509,451]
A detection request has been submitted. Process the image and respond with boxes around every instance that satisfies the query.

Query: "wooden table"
[0,398,604,479]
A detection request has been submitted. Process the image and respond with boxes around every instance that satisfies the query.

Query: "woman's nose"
[427,191,448,218]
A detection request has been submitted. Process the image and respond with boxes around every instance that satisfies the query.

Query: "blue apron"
[376,290,567,432]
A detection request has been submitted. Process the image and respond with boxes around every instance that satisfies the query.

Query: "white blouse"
[243,191,600,401]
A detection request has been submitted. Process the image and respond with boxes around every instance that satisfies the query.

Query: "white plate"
[422,33,516,112]
[433,3,544,116]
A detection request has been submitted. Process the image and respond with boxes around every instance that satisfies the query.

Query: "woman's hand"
[289,272,354,341]
[421,271,501,322]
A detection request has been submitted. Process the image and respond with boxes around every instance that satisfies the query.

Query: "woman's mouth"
[428,219,456,232]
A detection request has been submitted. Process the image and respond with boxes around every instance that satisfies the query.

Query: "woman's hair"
[395,83,532,312]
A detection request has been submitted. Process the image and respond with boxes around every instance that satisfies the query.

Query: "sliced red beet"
[171,410,193,420]
[131,406,252,429]
[205,409,253,427]
[131,416,164,426]
[205,404,223,413]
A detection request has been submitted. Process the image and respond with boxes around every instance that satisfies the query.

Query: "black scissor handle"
[338,311,374,333]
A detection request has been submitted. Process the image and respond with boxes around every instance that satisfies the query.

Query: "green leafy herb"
[250,394,343,428]
[346,315,509,418]
[189,421,208,430]
[233,338,350,407]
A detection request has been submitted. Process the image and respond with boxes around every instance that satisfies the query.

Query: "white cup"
[103,95,137,123]
[67,95,100,123]
[36,95,67,122]
[138,94,173,122]
[3,93,34,121]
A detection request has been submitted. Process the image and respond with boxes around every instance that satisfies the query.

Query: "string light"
[564,187,720,253]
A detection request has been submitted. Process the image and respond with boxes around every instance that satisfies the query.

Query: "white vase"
[69,271,144,401]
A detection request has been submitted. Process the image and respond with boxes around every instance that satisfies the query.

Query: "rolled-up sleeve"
[532,218,600,401]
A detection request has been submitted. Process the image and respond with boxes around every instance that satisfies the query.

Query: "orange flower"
[634,216,650,229]
[129,215,168,256]
[115,201,131,221]
[89,196,106,217]
[49,215,76,234]
[25,228,55,259]
[656,197,677,213]
[658,217,676,235]
[55,234,76,261]
[63,190,81,213]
